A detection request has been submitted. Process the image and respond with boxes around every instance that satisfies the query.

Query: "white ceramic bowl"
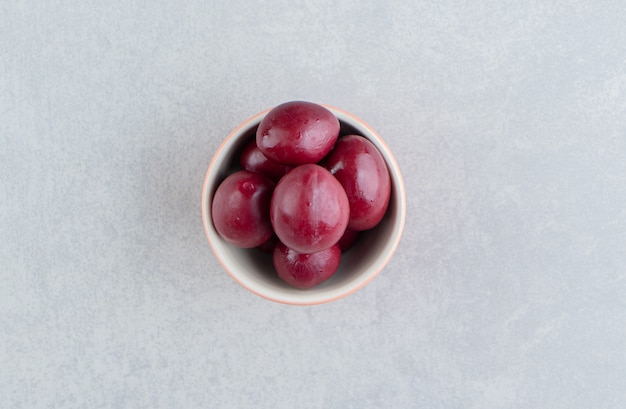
[202,104,406,305]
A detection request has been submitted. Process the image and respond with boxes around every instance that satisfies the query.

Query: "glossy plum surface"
[273,242,341,289]
[270,164,349,254]
[239,137,293,182]
[256,101,340,165]
[324,134,391,231]
[211,170,275,248]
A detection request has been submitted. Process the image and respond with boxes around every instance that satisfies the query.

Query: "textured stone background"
[1,1,625,408]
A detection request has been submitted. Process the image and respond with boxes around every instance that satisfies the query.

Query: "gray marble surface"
[2,1,625,408]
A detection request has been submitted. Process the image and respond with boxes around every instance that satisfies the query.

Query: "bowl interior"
[202,106,406,305]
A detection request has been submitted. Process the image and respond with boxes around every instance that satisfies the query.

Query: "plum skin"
[256,234,278,254]
[239,137,293,182]
[211,170,275,248]
[270,164,350,254]
[324,134,391,231]
[256,101,340,165]
[336,228,360,252]
[273,242,341,289]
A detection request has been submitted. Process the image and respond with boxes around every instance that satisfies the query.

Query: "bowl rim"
[201,104,406,305]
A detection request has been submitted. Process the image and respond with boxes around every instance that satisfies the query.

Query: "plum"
[239,137,293,182]
[256,233,279,254]
[336,228,360,252]
[324,135,391,231]
[256,101,340,165]
[270,164,349,254]
[211,170,275,248]
[273,242,341,289]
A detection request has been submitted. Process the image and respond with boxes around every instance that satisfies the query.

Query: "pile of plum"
[212,101,390,289]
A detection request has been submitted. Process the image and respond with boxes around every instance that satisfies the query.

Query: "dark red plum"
[211,170,275,248]
[256,101,340,165]
[239,138,293,182]
[324,134,391,231]
[336,228,360,252]
[273,242,341,289]
[270,164,349,254]
[256,233,278,254]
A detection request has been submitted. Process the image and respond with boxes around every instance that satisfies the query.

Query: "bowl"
[201,104,406,305]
